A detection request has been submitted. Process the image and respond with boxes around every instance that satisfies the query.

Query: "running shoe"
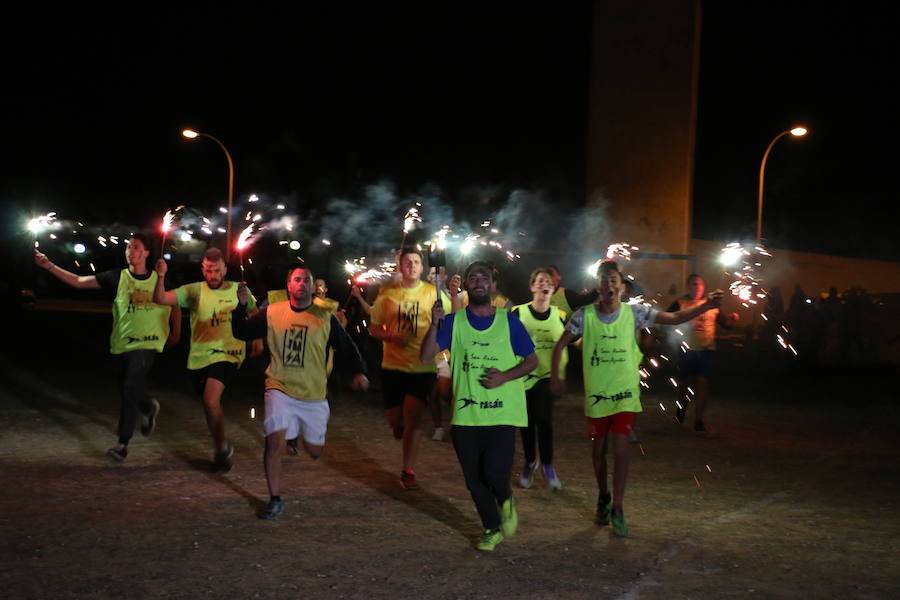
[259,498,284,520]
[213,443,234,473]
[519,460,537,489]
[476,528,504,551]
[694,419,707,434]
[140,399,160,437]
[400,471,420,490]
[500,496,518,537]
[595,492,612,525]
[611,507,629,537]
[432,427,445,441]
[286,438,299,456]
[106,445,128,462]
[543,464,562,491]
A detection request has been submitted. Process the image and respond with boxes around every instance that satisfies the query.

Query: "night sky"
[2,1,897,263]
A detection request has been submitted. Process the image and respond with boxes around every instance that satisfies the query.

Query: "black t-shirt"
[511,304,567,327]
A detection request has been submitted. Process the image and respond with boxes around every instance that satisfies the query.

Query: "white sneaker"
[543,464,562,491]
[519,460,537,489]
[432,427,444,441]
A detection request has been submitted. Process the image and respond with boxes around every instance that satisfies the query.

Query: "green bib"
[110,269,171,354]
[514,303,567,390]
[265,302,332,400]
[582,304,643,417]
[549,287,573,317]
[178,281,247,370]
[450,308,527,427]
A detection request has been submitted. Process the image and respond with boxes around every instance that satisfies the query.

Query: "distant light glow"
[289,241,301,250]
[73,243,86,254]
[790,127,807,136]
[182,129,199,139]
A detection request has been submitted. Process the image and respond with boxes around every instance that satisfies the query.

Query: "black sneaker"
[595,492,612,525]
[106,445,128,462]
[140,399,160,437]
[259,498,285,520]
[676,407,686,425]
[694,419,707,433]
[213,444,234,472]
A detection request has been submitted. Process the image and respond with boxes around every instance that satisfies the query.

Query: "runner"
[232,266,368,520]
[551,260,723,536]
[511,267,568,490]
[368,247,439,489]
[35,234,180,461]
[153,247,257,472]
[421,260,537,551]
[668,274,739,433]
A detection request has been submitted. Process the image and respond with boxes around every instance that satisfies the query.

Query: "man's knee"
[304,442,324,459]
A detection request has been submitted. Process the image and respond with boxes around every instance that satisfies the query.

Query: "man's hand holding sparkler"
[236,282,250,307]
[154,258,168,277]
[430,298,446,324]
[706,289,725,309]
[34,250,53,271]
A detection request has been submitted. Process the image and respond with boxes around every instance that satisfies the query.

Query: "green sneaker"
[595,493,612,525]
[500,496,518,537]
[611,507,629,537]
[476,528,504,551]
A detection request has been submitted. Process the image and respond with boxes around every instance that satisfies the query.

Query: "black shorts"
[189,361,238,395]
[381,368,435,410]
[678,349,714,379]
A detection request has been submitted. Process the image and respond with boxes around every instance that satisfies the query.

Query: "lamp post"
[182,129,235,260]
[757,127,807,243]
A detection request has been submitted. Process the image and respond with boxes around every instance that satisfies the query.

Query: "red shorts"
[586,412,636,439]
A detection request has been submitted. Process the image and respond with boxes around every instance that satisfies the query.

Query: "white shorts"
[436,354,450,379]
[263,388,330,446]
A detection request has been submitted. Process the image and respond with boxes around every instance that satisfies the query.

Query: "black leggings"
[114,350,156,444]
[452,425,516,531]
[520,379,556,465]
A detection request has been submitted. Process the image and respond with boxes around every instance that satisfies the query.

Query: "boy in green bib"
[551,261,723,536]
[421,261,538,551]
[511,267,570,491]
[154,247,258,472]
[35,234,181,461]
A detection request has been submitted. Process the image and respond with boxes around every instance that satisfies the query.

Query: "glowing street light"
[757,126,807,243]
[182,128,235,259]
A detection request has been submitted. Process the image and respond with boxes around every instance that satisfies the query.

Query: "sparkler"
[606,242,639,261]
[236,223,255,280]
[159,207,183,255]
[27,212,58,248]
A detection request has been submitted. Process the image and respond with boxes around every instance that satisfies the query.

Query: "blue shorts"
[678,349,714,378]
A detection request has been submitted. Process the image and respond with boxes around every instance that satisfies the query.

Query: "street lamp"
[182,129,235,259]
[757,127,807,243]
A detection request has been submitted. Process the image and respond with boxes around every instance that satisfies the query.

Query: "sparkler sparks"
[606,242,639,261]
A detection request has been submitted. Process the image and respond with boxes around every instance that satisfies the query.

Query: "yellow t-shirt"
[371,280,438,373]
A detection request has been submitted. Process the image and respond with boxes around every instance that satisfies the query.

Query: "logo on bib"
[282,324,309,367]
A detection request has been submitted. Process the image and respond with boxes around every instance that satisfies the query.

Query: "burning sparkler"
[606,242,639,261]
[159,207,183,255]
[236,223,255,280]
